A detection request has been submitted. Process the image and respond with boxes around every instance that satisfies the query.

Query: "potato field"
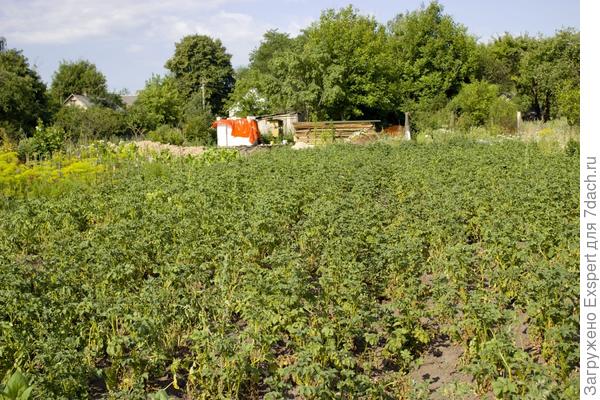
[0,140,579,399]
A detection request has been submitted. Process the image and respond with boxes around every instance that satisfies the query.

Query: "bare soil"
[134,141,205,156]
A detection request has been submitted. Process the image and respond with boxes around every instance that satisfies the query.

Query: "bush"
[565,139,579,157]
[446,81,520,133]
[17,121,64,161]
[148,125,185,145]
[54,106,129,141]
[489,97,519,132]
[557,85,579,126]
[1,127,17,152]
[182,112,216,146]
[408,94,449,132]
[449,81,499,129]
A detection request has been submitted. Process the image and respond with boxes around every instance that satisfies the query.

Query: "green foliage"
[165,35,234,115]
[556,83,579,126]
[0,370,33,400]
[488,97,519,132]
[388,1,479,118]
[148,125,185,145]
[0,49,49,139]
[449,81,499,128]
[181,93,217,146]
[53,106,129,141]
[128,75,183,132]
[476,34,534,95]
[226,31,294,116]
[182,113,216,146]
[17,121,64,161]
[50,60,109,104]
[565,139,579,157]
[0,142,139,196]
[229,7,397,120]
[0,139,578,398]
[515,29,579,122]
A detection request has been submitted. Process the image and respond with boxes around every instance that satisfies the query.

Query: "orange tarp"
[211,119,260,144]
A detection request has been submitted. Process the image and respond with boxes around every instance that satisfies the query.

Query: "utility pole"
[201,80,206,111]
[404,112,411,140]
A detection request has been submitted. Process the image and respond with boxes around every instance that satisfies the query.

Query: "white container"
[216,122,254,147]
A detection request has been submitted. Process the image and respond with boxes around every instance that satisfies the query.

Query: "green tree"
[299,6,395,119]
[50,60,109,104]
[387,1,479,126]
[249,30,293,74]
[0,49,49,140]
[476,33,535,95]
[449,81,500,128]
[255,6,395,120]
[165,35,234,115]
[226,68,271,117]
[516,29,579,122]
[226,31,294,116]
[127,75,182,132]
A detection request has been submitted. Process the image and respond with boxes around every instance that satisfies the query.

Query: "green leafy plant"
[0,371,33,400]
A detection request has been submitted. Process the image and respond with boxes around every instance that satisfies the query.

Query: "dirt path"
[134,140,205,156]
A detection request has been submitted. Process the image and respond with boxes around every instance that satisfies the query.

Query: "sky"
[0,0,580,94]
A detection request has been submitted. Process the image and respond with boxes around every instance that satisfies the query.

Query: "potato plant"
[0,140,578,399]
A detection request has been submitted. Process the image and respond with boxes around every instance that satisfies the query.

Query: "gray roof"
[121,95,138,107]
[64,94,94,108]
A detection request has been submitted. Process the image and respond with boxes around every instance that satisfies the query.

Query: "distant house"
[121,95,138,108]
[63,94,94,109]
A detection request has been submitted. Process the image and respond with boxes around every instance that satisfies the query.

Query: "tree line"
[0,2,579,152]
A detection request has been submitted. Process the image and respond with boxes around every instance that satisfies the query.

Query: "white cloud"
[1,0,270,66]
[0,0,240,44]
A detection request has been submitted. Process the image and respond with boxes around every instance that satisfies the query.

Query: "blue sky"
[1,0,579,94]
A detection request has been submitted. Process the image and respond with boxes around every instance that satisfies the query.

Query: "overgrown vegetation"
[1,2,579,148]
[0,140,578,399]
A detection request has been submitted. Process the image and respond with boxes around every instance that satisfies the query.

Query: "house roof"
[121,95,138,107]
[64,94,94,108]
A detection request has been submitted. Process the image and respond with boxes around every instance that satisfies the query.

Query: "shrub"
[148,125,185,145]
[260,132,274,144]
[449,81,499,129]
[17,121,64,161]
[557,85,579,126]
[488,97,519,132]
[564,139,579,156]
[408,94,450,133]
[53,106,129,141]
[0,127,17,152]
[182,112,216,146]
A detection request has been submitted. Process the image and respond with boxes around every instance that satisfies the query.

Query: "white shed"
[212,117,260,147]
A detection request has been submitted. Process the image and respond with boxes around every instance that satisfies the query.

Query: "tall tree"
[165,35,234,115]
[127,75,182,132]
[516,29,579,121]
[0,49,48,138]
[387,1,479,117]
[226,30,294,116]
[249,30,293,74]
[50,60,109,104]
[476,33,535,95]
[251,6,395,120]
[295,6,395,120]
